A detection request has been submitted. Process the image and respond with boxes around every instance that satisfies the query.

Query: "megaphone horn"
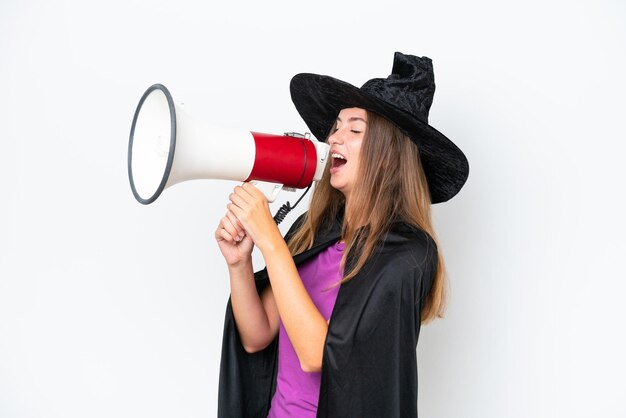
[128,84,330,205]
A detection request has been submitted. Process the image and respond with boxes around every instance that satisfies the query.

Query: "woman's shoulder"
[386,221,437,249]
[380,221,438,270]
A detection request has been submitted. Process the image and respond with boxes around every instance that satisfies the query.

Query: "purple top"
[267,241,344,418]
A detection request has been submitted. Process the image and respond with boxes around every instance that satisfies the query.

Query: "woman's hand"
[228,182,328,371]
[227,183,283,252]
[216,188,280,353]
[215,206,254,267]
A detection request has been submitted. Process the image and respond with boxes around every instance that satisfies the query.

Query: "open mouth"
[331,153,347,170]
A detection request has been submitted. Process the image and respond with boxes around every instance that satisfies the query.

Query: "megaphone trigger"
[248,181,284,203]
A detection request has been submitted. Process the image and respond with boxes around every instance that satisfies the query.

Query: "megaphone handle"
[249,181,283,203]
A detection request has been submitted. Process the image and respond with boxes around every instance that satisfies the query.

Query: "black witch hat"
[290,52,469,204]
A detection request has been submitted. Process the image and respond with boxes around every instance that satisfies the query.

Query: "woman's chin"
[329,178,347,196]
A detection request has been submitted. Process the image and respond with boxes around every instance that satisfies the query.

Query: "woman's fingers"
[226,210,245,240]
[241,182,266,201]
[228,202,245,221]
[232,183,266,207]
[228,183,274,240]
[219,215,240,241]
[225,183,280,251]
[229,189,250,211]
[215,223,237,243]
[231,184,269,217]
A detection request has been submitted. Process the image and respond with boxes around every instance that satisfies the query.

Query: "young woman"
[215,52,469,418]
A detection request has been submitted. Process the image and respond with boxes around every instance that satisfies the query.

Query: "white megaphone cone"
[128,84,330,205]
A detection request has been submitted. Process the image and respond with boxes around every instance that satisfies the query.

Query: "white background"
[1,1,625,417]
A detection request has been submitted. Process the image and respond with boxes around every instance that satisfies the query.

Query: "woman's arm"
[228,183,329,372]
[215,209,280,353]
[260,237,329,372]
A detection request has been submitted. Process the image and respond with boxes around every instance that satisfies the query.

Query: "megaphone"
[128,84,330,206]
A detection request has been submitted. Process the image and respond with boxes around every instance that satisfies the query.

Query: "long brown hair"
[287,110,448,323]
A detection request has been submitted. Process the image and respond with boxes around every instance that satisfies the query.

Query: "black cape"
[217,211,438,417]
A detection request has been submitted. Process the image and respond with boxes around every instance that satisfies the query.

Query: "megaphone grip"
[247,133,317,188]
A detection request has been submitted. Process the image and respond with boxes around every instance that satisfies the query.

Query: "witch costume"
[217,52,469,417]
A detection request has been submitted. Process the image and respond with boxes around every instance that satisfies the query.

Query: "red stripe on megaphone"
[246,132,317,188]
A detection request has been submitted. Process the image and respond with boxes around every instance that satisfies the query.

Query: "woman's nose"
[328,129,343,145]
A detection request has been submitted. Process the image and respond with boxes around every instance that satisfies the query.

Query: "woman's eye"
[351,130,362,134]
